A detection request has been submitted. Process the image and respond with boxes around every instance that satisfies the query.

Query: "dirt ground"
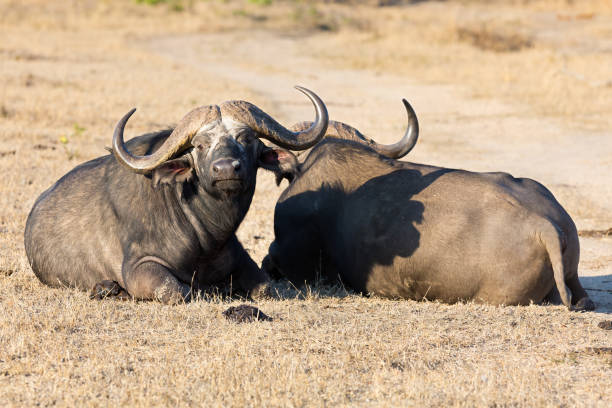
[1,1,611,406]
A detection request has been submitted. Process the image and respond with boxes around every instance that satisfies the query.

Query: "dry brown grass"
[455,24,533,52]
[1,1,611,406]
[2,280,611,407]
[307,0,612,130]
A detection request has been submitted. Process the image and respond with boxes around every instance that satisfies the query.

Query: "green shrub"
[248,0,272,5]
[135,0,167,5]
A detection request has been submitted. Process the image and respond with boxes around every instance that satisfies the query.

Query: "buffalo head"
[268,98,420,185]
[291,98,419,160]
[111,86,328,196]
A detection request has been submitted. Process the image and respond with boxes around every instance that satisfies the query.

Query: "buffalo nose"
[211,159,241,176]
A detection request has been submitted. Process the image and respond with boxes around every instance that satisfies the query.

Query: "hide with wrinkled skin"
[24,87,328,303]
[265,101,594,311]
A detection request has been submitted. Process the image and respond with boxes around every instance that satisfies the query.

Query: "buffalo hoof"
[223,304,273,323]
[249,282,273,300]
[90,280,131,301]
[573,297,596,312]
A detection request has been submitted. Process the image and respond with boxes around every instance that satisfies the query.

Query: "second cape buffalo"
[24,87,328,303]
[263,100,595,311]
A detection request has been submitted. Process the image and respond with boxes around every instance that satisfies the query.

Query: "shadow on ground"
[580,274,612,314]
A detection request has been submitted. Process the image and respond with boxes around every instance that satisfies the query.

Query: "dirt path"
[149,31,612,312]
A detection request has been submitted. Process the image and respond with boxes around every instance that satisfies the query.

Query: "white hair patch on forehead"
[221,116,248,132]
[200,117,247,159]
[197,120,221,134]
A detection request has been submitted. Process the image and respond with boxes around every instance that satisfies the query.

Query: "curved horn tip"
[401,98,415,114]
[402,99,418,124]
[114,108,137,134]
[294,85,323,102]
[117,108,137,125]
[114,108,138,134]
[293,86,328,118]
[294,86,313,99]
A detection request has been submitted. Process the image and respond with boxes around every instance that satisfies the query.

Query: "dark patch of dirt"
[582,347,612,356]
[457,25,533,52]
[0,150,16,158]
[223,304,273,323]
[0,267,16,277]
[564,347,612,365]
[579,228,612,238]
[598,320,612,330]
[33,144,56,151]
[390,361,405,371]
[0,48,56,62]
[0,104,11,118]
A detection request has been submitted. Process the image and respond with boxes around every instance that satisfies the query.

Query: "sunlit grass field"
[1,1,611,406]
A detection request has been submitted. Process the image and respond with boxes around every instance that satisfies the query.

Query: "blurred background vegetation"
[1,0,611,128]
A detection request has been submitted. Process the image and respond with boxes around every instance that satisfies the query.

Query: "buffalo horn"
[112,105,221,174]
[292,99,419,159]
[220,86,328,151]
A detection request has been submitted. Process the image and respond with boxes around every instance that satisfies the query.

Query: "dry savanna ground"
[1,1,611,406]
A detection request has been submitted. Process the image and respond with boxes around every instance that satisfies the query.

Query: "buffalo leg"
[123,260,191,304]
[222,237,270,299]
[262,252,283,280]
[232,244,270,299]
[545,277,595,311]
[567,276,595,311]
[265,231,320,285]
[197,236,270,299]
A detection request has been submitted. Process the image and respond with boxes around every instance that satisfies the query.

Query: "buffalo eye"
[196,144,204,151]
[236,133,253,145]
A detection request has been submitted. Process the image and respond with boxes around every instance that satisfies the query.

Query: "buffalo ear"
[258,147,299,186]
[152,155,194,188]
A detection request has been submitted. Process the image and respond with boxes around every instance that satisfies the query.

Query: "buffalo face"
[150,118,301,197]
[111,86,328,193]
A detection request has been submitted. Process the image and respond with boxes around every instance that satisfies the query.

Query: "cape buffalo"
[24,86,328,303]
[263,100,595,311]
